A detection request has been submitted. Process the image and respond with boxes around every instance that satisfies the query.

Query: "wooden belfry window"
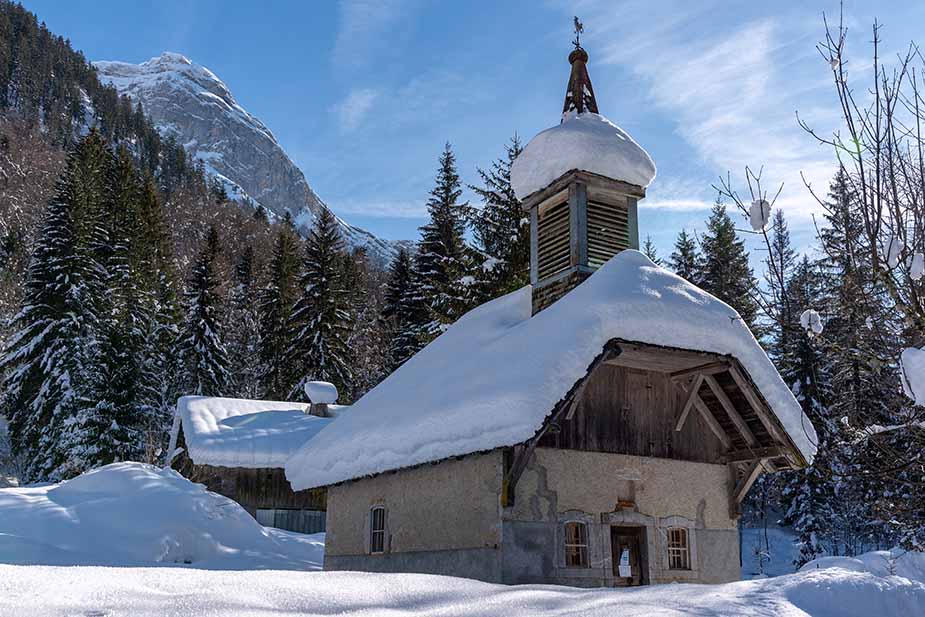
[537,199,570,280]
[564,522,589,567]
[587,200,630,268]
[370,506,386,554]
[667,527,690,570]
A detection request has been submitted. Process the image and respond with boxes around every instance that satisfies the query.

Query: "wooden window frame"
[667,527,691,570]
[369,506,387,555]
[564,521,590,568]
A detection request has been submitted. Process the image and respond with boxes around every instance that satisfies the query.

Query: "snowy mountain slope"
[93,52,400,265]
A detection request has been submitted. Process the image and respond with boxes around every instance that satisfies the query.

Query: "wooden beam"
[504,344,622,505]
[728,365,788,446]
[733,459,765,505]
[703,374,758,447]
[670,361,730,381]
[674,373,705,432]
[694,398,732,449]
[723,446,788,463]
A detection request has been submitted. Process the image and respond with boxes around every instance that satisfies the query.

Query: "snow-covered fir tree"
[59,147,151,475]
[468,135,529,298]
[415,143,474,340]
[776,257,837,566]
[226,245,261,398]
[699,199,760,330]
[669,229,701,285]
[340,247,387,401]
[179,226,231,397]
[258,217,301,399]
[0,129,109,480]
[287,208,353,400]
[381,247,430,371]
[642,235,662,266]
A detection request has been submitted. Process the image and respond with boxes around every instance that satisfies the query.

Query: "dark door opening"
[611,525,648,586]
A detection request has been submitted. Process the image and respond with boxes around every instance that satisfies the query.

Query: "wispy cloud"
[333,0,420,68]
[571,0,840,220]
[334,88,379,131]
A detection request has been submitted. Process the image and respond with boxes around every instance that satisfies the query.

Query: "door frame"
[610,525,649,586]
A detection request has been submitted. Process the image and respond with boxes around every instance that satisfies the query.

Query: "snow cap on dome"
[511,112,657,200]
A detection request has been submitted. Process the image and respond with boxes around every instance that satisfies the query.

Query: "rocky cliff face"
[94,52,399,265]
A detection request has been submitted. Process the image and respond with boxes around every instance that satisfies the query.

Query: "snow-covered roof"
[286,251,816,490]
[511,112,657,200]
[173,396,346,469]
[304,381,338,405]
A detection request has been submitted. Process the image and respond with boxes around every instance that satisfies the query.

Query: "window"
[564,522,589,567]
[255,508,326,535]
[370,506,386,554]
[667,527,690,570]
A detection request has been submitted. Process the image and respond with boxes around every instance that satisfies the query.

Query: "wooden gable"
[504,339,805,512]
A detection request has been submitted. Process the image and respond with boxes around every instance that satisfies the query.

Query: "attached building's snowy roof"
[511,112,657,200]
[286,251,816,490]
[173,396,345,469]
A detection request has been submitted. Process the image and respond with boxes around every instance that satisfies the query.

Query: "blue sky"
[21,0,925,257]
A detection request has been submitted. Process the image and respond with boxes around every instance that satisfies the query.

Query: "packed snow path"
[1,565,923,616]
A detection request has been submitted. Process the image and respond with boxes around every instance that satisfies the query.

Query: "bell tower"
[511,19,655,315]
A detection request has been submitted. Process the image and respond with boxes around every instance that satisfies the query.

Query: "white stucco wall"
[324,451,504,557]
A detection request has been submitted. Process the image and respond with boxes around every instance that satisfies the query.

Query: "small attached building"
[169,391,344,534]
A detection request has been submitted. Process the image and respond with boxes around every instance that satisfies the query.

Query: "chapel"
[282,34,816,587]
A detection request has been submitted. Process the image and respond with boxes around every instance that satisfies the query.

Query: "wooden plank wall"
[538,363,728,463]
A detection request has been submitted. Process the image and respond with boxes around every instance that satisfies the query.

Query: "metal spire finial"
[572,16,584,50]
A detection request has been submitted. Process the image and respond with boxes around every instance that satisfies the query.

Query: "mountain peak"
[93,53,402,266]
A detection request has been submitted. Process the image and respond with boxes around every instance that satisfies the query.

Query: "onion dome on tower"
[511,19,656,314]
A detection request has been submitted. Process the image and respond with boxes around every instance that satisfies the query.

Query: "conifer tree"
[61,146,149,474]
[179,226,230,396]
[227,245,261,398]
[415,143,473,339]
[699,199,759,329]
[468,135,529,298]
[642,235,662,266]
[258,223,301,399]
[287,208,353,400]
[340,247,385,401]
[0,129,108,480]
[669,229,701,285]
[382,247,429,371]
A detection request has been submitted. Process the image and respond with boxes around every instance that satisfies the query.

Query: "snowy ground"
[0,462,322,569]
[1,565,923,616]
[741,525,803,578]
[2,462,923,616]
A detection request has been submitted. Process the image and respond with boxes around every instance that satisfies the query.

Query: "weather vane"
[572,16,584,49]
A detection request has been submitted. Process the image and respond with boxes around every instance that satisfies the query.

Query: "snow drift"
[287,250,816,491]
[1,564,923,617]
[511,112,656,199]
[0,462,322,569]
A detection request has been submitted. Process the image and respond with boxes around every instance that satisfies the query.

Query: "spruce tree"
[227,245,261,398]
[258,223,301,399]
[287,208,353,400]
[61,146,149,474]
[699,199,759,329]
[669,229,701,285]
[382,247,430,371]
[468,135,529,298]
[179,226,230,396]
[0,129,108,480]
[642,235,662,266]
[415,143,473,339]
